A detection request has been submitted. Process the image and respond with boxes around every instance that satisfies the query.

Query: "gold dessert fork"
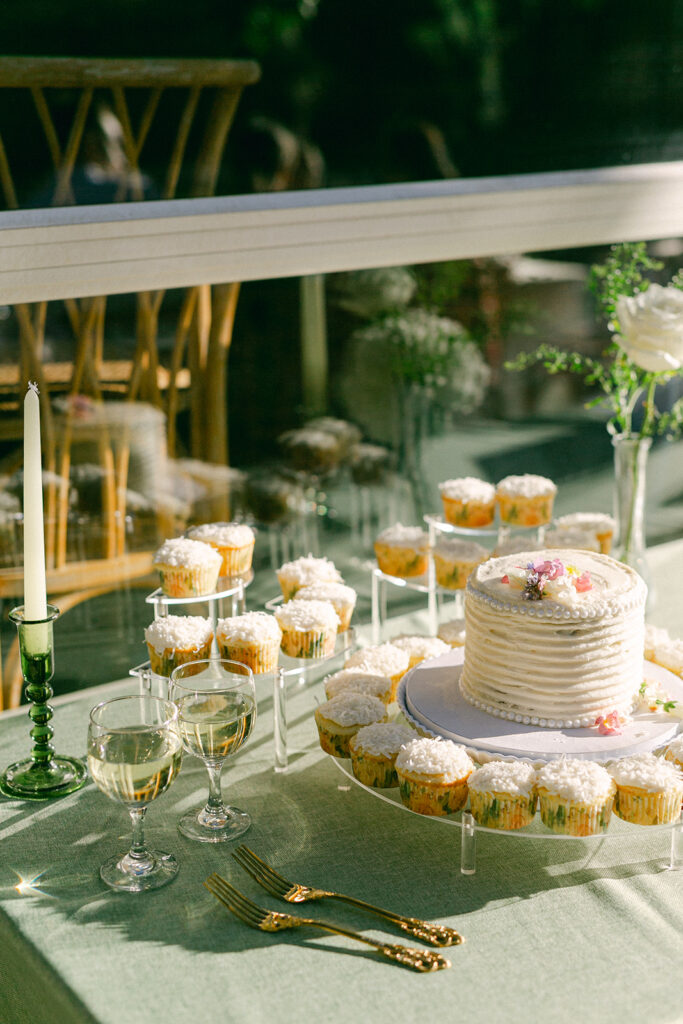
[204,874,450,972]
[231,844,463,947]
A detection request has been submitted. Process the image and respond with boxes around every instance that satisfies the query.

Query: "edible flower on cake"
[594,710,625,735]
[501,558,592,604]
[634,679,682,718]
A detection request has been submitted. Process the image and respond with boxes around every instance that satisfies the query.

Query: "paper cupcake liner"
[217,639,280,675]
[614,784,683,826]
[350,752,398,789]
[281,627,336,659]
[331,602,355,632]
[217,541,255,578]
[374,542,429,579]
[496,493,554,527]
[396,774,469,816]
[538,789,614,835]
[434,557,480,590]
[469,789,537,830]
[314,717,359,758]
[147,638,213,679]
[157,564,220,598]
[441,496,495,528]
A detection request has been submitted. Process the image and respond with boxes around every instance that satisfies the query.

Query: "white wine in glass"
[170,659,256,843]
[88,695,183,892]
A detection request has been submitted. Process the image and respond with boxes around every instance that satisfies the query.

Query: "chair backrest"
[0,56,260,595]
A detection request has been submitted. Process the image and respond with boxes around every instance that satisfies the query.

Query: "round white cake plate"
[397,648,683,763]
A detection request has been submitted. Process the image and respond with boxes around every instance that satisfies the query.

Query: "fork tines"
[204,873,266,928]
[231,845,289,897]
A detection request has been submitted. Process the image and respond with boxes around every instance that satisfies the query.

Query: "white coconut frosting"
[434,539,489,562]
[390,634,450,662]
[275,599,340,632]
[187,522,255,546]
[345,643,410,678]
[324,669,393,702]
[496,474,557,497]
[395,737,474,782]
[536,759,614,803]
[153,537,223,569]
[317,692,387,727]
[145,615,213,654]
[554,512,616,533]
[609,753,683,792]
[437,618,466,646]
[665,735,683,761]
[375,523,429,548]
[217,611,281,644]
[277,555,342,588]
[438,477,495,503]
[295,582,357,607]
[350,722,416,758]
[467,760,536,796]
[461,550,647,728]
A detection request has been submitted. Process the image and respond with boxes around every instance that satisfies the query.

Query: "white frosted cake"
[461,550,647,728]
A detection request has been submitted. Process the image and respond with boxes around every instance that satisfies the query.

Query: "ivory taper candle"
[23,383,48,630]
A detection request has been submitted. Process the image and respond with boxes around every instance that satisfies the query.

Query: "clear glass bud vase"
[611,433,653,605]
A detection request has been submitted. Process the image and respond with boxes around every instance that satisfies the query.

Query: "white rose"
[616,283,683,373]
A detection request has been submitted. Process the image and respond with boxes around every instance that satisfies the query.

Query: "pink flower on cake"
[532,559,564,580]
[574,572,592,592]
[594,711,623,735]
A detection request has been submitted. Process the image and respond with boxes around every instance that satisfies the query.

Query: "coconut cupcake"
[610,753,683,826]
[395,737,474,816]
[438,477,496,528]
[275,599,340,659]
[553,512,616,555]
[276,554,343,601]
[349,722,417,788]
[437,617,466,648]
[467,760,537,830]
[374,523,430,578]
[324,668,394,706]
[186,522,255,577]
[345,643,411,698]
[295,581,357,632]
[144,615,214,678]
[543,527,600,553]
[433,538,488,590]
[216,611,282,674]
[390,634,451,669]
[536,759,615,836]
[314,692,388,758]
[664,735,683,772]
[153,537,222,598]
[495,474,557,527]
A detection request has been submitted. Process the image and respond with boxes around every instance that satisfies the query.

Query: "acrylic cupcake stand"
[371,512,542,642]
[328,646,683,874]
[130,572,254,697]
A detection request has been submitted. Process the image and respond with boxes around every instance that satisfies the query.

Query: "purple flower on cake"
[501,558,592,601]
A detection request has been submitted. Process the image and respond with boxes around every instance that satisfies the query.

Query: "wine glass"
[169,658,256,843]
[87,694,183,893]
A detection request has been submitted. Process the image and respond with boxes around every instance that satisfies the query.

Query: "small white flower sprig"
[506,243,683,439]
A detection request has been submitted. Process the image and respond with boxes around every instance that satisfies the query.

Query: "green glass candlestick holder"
[0,605,87,800]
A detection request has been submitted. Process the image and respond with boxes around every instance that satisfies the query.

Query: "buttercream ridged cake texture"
[461,549,647,728]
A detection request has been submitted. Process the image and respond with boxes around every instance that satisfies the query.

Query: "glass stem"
[128,806,149,861]
[205,762,225,814]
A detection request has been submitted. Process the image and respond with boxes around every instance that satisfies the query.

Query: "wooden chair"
[0,57,260,708]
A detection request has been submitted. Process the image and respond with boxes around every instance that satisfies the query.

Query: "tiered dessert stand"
[371,512,542,641]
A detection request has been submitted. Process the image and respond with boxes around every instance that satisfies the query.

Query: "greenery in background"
[506,243,683,438]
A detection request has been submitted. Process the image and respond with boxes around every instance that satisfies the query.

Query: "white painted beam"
[0,162,681,303]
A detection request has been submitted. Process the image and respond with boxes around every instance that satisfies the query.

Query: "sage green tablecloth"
[1,659,682,1024]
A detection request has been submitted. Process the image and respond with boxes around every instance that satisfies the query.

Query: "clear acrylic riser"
[371,514,546,642]
[145,570,253,633]
[331,755,683,876]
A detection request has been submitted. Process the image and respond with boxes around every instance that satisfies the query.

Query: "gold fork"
[204,874,450,973]
[231,844,462,947]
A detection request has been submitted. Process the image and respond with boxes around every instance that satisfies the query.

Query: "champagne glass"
[169,658,256,842]
[87,695,183,892]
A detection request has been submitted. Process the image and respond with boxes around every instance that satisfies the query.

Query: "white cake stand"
[397,648,683,764]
